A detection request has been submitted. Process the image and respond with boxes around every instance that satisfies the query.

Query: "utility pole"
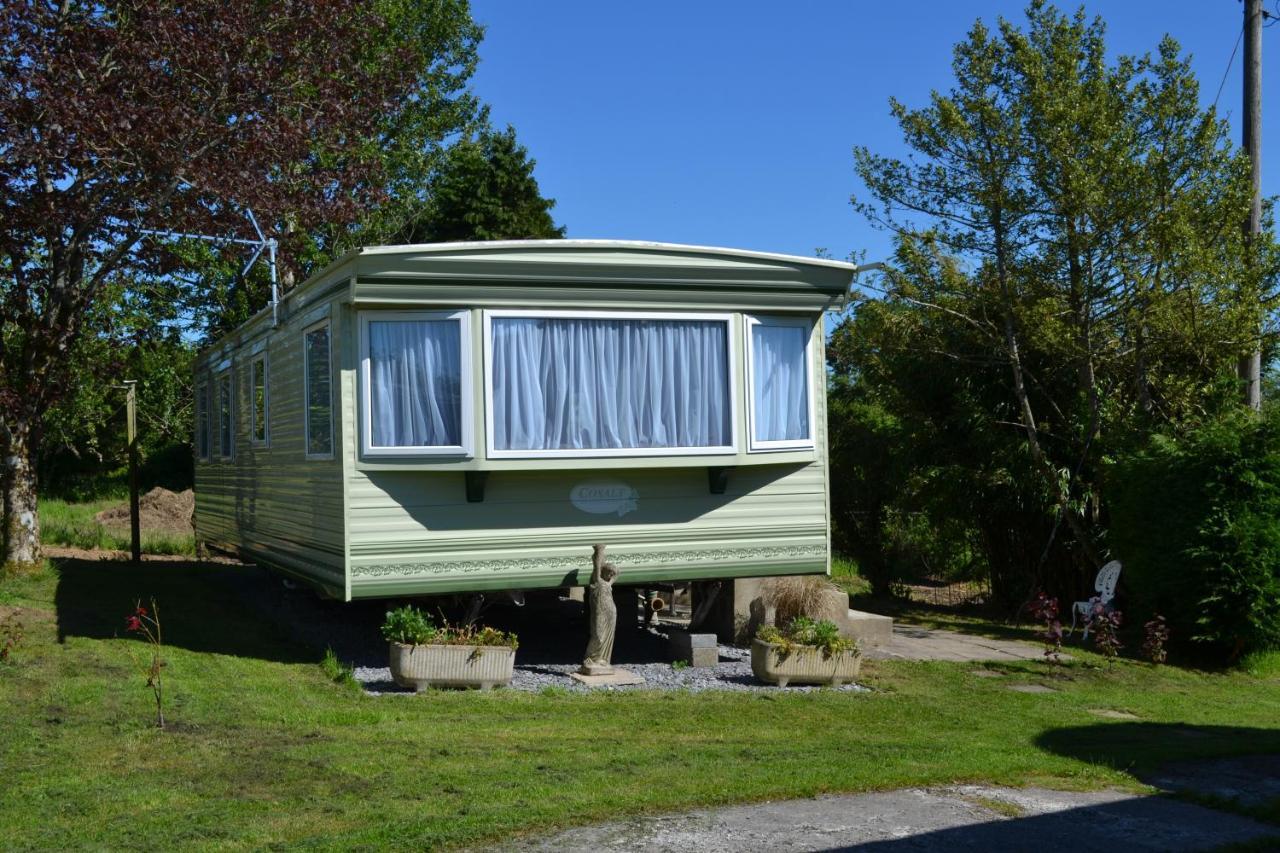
[125,380,140,563]
[1242,0,1264,411]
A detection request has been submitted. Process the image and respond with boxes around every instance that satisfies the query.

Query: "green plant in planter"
[381,605,438,646]
[757,616,858,659]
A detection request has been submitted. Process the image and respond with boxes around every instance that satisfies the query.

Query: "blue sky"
[469,1,1273,267]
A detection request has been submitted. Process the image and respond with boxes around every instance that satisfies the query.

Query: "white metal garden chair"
[1069,560,1122,640]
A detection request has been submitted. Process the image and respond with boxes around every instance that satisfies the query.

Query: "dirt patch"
[95,488,194,538]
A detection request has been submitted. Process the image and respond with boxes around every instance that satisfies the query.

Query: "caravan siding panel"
[193,297,347,594]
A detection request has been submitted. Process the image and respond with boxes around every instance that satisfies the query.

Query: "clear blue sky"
[469,0,1273,267]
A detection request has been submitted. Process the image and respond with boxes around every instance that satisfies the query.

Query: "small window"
[746,316,814,451]
[485,311,735,458]
[250,355,269,446]
[360,311,471,457]
[304,322,333,458]
[216,371,234,459]
[195,380,210,460]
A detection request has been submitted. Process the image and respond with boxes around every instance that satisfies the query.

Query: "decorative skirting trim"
[350,543,825,579]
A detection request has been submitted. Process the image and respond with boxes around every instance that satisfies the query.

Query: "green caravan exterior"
[192,241,860,600]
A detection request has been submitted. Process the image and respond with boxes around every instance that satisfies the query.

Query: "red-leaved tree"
[0,1,478,565]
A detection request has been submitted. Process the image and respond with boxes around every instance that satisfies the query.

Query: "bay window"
[360,311,471,456]
[746,316,814,451]
[485,311,735,458]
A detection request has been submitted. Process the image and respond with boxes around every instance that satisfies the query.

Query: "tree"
[0,0,481,566]
[838,2,1273,605]
[389,125,566,244]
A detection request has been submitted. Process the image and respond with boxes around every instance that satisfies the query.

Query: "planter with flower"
[751,616,861,687]
[382,605,518,691]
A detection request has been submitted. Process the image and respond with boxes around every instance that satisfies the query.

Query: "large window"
[216,371,233,459]
[195,380,210,460]
[304,321,333,458]
[485,311,735,458]
[746,316,814,451]
[359,311,471,457]
[250,355,269,446]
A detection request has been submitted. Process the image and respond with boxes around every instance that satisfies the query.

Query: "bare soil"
[94,487,194,537]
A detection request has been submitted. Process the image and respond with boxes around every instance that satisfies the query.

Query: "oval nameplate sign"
[570,480,639,517]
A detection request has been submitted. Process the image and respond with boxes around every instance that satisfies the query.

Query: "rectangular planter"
[389,642,515,691]
[751,638,861,687]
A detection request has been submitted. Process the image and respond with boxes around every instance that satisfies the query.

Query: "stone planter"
[388,642,515,691]
[751,638,861,687]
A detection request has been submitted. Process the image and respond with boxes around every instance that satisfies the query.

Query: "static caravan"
[193,241,858,600]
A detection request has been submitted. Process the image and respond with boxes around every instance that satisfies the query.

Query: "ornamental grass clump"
[757,616,858,660]
[380,606,518,649]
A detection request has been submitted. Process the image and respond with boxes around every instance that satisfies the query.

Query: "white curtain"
[492,317,730,451]
[752,324,809,442]
[369,319,462,447]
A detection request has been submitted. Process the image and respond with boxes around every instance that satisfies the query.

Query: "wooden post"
[125,380,140,563]
[1242,0,1264,410]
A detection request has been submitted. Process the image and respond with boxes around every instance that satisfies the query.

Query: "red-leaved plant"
[124,599,166,728]
[1142,614,1169,665]
[1026,591,1064,665]
[1089,599,1124,668]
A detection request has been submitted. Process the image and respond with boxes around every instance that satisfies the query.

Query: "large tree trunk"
[2,421,41,568]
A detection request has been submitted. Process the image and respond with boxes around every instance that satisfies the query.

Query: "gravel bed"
[354,637,868,695]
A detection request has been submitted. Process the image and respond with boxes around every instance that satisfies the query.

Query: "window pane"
[305,326,332,456]
[196,383,209,459]
[492,317,730,451]
[217,373,233,457]
[751,324,809,443]
[368,319,462,448]
[252,359,267,443]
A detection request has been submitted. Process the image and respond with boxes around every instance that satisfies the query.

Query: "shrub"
[1088,602,1123,668]
[380,606,518,649]
[1142,614,1169,665]
[1025,591,1063,665]
[757,616,858,659]
[1110,410,1280,661]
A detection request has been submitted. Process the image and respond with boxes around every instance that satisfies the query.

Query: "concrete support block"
[566,586,585,603]
[669,630,719,667]
[844,609,893,649]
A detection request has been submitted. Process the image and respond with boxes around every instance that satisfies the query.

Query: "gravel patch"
[354,638,869,695]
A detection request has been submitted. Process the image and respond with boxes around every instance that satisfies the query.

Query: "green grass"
[830,554,871,597]
[39,497,195,556]
[1,557,1279,850]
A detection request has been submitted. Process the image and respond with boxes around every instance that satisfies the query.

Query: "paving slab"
[866,623,1065,663]
[1140,754,1280,809]
[500,784,1278,852]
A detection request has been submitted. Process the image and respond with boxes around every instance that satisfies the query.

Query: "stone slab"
[669,630,719,668]
[568,668,645,687]
[868,623,1071,663]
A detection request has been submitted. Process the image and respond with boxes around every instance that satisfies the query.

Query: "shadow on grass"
[51,556,315,664]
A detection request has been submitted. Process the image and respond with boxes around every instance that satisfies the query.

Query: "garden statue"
[580,544,619,675]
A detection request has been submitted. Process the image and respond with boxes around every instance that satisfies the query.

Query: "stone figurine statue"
[580,544,619,676]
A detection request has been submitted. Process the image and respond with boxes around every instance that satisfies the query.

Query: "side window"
[216,371,234,459]
[746,316,815,452]
[250,355,269,446]
[304,322,333,458]
[195,380,210,460]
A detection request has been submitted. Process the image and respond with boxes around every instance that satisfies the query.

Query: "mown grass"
[39,497,195,556]
[1,557,1278,850]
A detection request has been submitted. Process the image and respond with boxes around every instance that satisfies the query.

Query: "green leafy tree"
[836,2,1274,605]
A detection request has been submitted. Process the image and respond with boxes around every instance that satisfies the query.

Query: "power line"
[1213,21,1245,111]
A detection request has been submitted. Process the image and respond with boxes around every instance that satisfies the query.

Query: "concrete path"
[866,623,1064,663]
[505,784,1277,851]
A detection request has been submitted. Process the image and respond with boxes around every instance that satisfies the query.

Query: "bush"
[757,617,858,658]
[1109,410,1280,661]
[379,606,518,649]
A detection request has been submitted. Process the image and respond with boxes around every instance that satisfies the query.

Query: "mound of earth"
[95,487,194,537]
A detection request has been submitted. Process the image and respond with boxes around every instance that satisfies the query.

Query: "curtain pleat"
[492,318,730,451]
[368,319,462,448]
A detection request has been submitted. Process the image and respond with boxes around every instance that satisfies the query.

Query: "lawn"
[2,557,1279,850]
[39,497,195,556]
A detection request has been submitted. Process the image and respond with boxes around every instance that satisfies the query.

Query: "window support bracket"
[465,470,488,503]
[707,466,733,495]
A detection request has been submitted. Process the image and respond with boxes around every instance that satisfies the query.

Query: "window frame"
[249,353,270,448]
[482,309,739,460]
[744,314,817,453]
[358,309,473,459]
[215,369,234,460]
[303,319,335,461]
[195,379,211,461]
